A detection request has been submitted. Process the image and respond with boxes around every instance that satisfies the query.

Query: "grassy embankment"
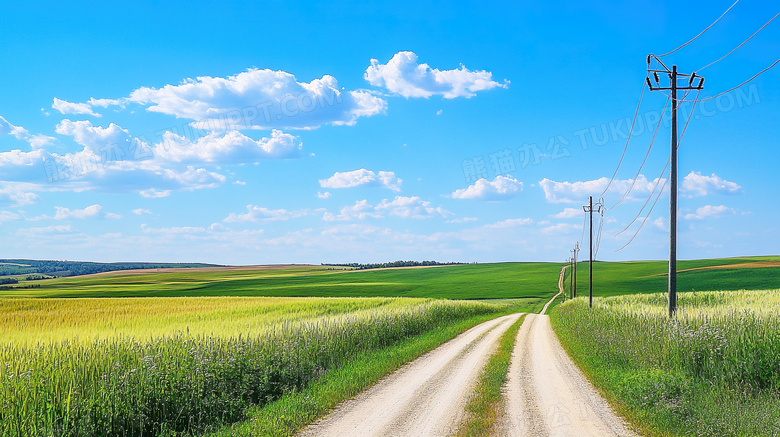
[551,289,780,436]
[0,297,511,436]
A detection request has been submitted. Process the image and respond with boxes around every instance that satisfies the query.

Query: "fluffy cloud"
[0,116,55,149]
[0,182,41,206]
[323,196,450,221]
[682,172,740,197]
[683,205,735,220]
[52,98,101,117]
[365,51,508,99]
[317,191,331,199]
[119,68,386,130]
[484,218,534,228]
[538,175,661,204]
[451,175,522,200]
[154,129,302,163]
[54,204,104,220]
[56,119,151,158]
[224,205,313,223]
[322,200,382,221]
[141,224,206,234]
[319,169,402,191]
[376,196,452,219]
[0,210,22,223]
[132,208,152,215]
[551,207,582,219]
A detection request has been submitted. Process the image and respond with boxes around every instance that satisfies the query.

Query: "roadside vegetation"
[454,314,527,437]
[551,289,780,436]
[0,297,511,436]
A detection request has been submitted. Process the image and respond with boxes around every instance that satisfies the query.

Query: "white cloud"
[682,172,740,197]
[17,224,74,235]
[451,175,522,200]
[323,196,450,221]
[319,169,402,191]
[484,218,534,228]
[541,223,581,234]
[52,98,101,117]
[365,51,509,99]
[683,205,735,220]
[132,208,152,215]
[124,68,386,130]
[139,189,171,198]
[224,205,312,223]
[538,175,661,204]
[0,210,22,223]
[551,207,582,219]
[317,191,331,199]
[53,204,103,220]
[153,129,302,164]
[55,119,150,157]
[653,216,668,231]
[0,182,41,206]
[376,196,452,219]
[0,116,55,149]
[141,224,206,234]
[323,200,383,222]
[446,217,479,224]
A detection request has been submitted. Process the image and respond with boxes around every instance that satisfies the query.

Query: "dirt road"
[298,313,522,437]
[499,312,637,436]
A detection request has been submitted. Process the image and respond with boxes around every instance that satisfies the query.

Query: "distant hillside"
[0,260,221,278]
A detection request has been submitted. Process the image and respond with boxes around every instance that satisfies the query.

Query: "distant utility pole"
[568,257,573,300]
[583,196,602,308]
[646,56,704,317]
[574,242,579,298]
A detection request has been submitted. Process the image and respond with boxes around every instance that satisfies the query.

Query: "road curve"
[297,313,522,437]
[499,313,637,436]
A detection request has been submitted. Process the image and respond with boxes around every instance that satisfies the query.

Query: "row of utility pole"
[564,57,703,318]
[567,197,600,307]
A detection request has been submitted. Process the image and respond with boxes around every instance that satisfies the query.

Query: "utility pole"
[583,196,602,308]
[646,56,704,317]
[573,242,579,298]
[569,257,573,300]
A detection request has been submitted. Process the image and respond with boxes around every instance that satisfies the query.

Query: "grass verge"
[207,312,510,436]
[453,314,527,437]
[550,291,780,436]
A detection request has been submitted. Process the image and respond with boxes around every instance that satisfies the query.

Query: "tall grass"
[0,297,502,436]
[551,289,780,436]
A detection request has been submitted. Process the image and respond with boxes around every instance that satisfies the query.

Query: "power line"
[661,59,780,103]
[614,177,667,252]
[656,0,741,58]
[594,203,605,258]
[599,81,647,198]
[615,88,700,239]
[698,12,780,71]
[608,94,670,210]
[615,159,669,236]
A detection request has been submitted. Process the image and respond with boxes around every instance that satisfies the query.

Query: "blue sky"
[1,0,778,264]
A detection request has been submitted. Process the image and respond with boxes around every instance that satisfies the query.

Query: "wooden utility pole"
[583,196,602,309]
[646,56,703,317]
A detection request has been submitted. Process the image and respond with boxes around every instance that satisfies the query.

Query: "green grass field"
[551,289,780,436]
[0,297,511,436]
[2,256,780,436]
[4,255,780,302]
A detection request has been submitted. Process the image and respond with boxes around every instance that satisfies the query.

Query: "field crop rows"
[551,289,780,436]
[0,297,508,436]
